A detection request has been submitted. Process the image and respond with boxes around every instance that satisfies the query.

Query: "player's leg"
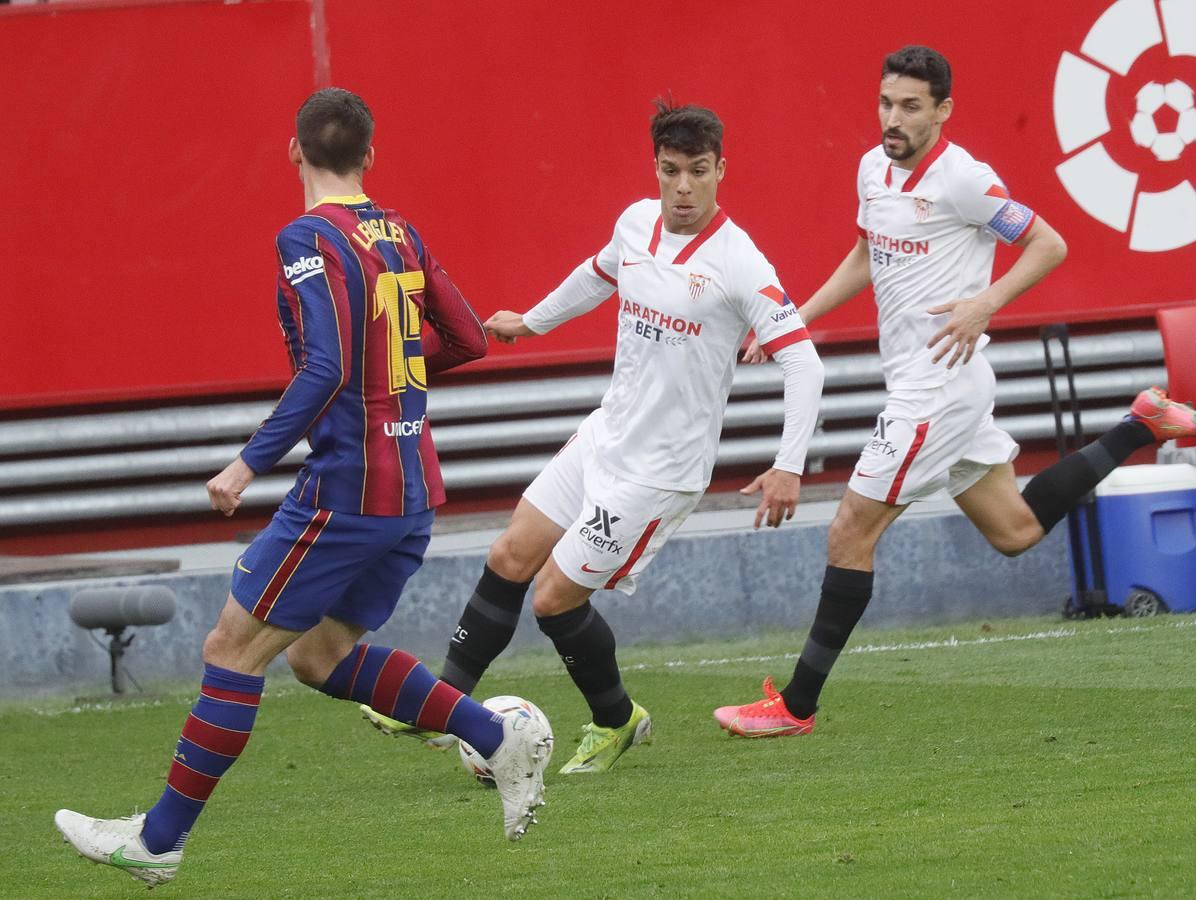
[532,558,652,774]
[717,373,988,737]
[55,596,300,886]
[299,509,548,839]
[439,498,566,695]
[714,489,903,737]
[433,430,583,698]
[539,463,700,773]
[56,496,389,883]
[953,386,1196,556]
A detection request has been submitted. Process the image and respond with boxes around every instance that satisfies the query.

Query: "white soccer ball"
[458,695,553,787]
[1130,79,1196,162]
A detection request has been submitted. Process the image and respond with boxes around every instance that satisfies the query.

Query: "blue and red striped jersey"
[241,195,487,516]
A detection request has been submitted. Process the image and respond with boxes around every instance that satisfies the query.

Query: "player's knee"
[529,571,588,619]
[989,523,1043,558]
[201,623,240,669]
[827,508,869,557]
[285,643,328,688]
[487,532,547,583]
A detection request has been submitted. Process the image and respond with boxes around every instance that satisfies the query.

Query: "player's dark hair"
[650,97,723,159]
[296,88,375,175]
[882,45,952,104]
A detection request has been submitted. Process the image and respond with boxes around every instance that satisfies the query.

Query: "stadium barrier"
[0,331,1166,527]
[0,495,1071,695]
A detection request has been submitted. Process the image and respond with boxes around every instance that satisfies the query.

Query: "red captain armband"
[760,328,811,356]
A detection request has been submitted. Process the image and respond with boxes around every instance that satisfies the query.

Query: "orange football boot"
[1129,387,1196,441]
[713,677,815,738]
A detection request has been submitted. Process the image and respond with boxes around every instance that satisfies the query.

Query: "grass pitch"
[7,615,1196,898]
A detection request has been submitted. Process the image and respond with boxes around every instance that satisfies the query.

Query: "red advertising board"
[2,0,1193,411]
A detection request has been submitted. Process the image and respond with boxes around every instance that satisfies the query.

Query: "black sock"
[1021,420,1154,533]
[780,566,874,719]
[440,565,530,695]
[536,601,632,728]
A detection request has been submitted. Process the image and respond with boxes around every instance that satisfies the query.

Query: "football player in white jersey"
[715,45,1196,738]
[361,100,825,772]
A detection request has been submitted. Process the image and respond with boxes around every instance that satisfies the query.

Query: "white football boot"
[54,809,181,887]
[484,711,552,840]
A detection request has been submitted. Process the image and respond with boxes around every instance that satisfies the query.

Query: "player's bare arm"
[742,238,870,364]
[926,216,1067,367]
[484,310,535,344]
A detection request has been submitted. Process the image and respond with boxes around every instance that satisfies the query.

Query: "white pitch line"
[621,617,1196,674]
[28,618,1196,713]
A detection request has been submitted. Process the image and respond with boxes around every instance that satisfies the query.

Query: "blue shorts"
[229,494,434,632]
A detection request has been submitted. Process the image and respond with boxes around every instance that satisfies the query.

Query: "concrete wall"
[0,505,1073,697]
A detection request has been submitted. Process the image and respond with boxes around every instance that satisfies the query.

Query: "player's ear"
[716,156,727,182]
[362,145,376,172]
[288,137,303,166]
[936,97,954,125]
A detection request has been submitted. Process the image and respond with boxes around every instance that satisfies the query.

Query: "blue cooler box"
[1076,464,1196,614]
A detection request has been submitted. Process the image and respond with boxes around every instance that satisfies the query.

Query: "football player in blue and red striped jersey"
[55,88,552,888]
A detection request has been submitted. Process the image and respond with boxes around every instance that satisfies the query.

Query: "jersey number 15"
[373,271,427,394]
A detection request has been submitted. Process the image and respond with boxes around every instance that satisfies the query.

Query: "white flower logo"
[1053,0,1196,252]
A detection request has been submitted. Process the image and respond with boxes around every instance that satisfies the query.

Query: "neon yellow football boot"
[558,700,652,774]
[360,705,457,749]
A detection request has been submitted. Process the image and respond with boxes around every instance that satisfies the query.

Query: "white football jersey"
[524,199,813,492]
[856,139,1036,391]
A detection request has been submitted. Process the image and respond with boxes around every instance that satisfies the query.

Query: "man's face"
[655,147,725,233]
[877,74,952,163]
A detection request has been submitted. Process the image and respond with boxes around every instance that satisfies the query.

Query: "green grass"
[7,615,1196,898]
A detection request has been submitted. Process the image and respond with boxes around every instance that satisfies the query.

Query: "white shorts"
[522,417,702,594]
[848,354,1019,506]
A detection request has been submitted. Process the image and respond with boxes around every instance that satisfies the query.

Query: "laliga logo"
[1053,0,1196,252]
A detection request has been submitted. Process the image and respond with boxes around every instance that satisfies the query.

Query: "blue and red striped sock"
[321,644,504,757]
[141,664,264,855]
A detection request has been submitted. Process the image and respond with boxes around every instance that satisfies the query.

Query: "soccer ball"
[458,695,554,787]
[1129,79,1196,162]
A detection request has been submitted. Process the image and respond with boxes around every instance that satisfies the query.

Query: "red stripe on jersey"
[279,277,305,370]
[418,421,446,508]
[899,137,950,193]
[251,509,332,621]
[166,760,221,802]
[369,649,419,716]
[886,421,930,505]
[415,681,463,733]
[605,518,661,589]
[759,285,785,305]
[760,328,811,356]
[985,183,1010,200]
[200,685,262,707]
[591,257,617,287]
[857,225,867,239]
[648,216,663,256]
[343,223,406,516]
[182,714,252,757]
[672,209,728,264]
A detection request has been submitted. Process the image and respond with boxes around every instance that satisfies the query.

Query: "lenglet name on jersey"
[353,219,407,252]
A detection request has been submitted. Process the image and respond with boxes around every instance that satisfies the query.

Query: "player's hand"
[925,295,997,368]
[740,467,802,529]
[484,310,535,344]
[740,335,769,365]
[207,456,255,517]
